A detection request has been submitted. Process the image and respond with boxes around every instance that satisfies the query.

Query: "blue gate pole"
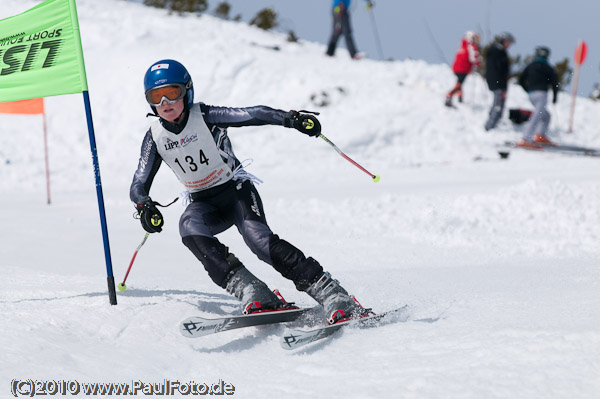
[82,90,117,305]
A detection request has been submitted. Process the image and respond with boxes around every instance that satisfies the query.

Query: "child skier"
[445,31,481,107]
[130,59,371,325]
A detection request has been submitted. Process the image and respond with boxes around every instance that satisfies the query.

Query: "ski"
[180,308,309,338]
[280,306,409,350]
[500,141,600,158]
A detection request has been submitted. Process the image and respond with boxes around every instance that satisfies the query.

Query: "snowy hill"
[1,1,600,398]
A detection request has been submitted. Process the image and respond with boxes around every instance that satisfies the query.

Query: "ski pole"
[423,17,449,65]
[118,232,150,291]
[319,133,380,182]
[367,5,384,60]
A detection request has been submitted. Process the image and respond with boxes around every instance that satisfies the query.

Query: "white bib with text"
[151,106,233,192]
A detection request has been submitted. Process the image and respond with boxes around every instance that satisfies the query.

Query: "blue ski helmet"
[143,59,194,111]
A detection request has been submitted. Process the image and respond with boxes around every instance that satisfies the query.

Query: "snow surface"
[1,1,600,398]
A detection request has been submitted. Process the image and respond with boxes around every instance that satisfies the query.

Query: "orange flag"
[0,98,44,115]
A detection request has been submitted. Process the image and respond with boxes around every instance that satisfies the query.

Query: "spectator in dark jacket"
[326,0,373,60]
[517,46,559,147]
[484,32,515,131]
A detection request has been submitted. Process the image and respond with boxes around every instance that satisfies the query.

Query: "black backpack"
[508,108,532,124]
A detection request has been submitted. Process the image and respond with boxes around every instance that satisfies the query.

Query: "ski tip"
[280,330,301,350]
[279,328,326,351]
[179,317,214,338]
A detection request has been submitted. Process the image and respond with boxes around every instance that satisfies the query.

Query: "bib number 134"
[174,150,209,173]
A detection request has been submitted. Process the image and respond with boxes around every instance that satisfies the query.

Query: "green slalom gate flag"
[0,0,87,102]
[1,0,118,306]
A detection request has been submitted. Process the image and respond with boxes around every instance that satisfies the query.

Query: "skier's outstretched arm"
[203,104,321,137]
[202,104,287,128]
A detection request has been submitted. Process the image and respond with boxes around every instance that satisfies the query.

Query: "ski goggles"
[145,83,187,107]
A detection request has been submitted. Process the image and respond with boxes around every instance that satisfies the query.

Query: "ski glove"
[283,110,321,137]
[136,199,164,233]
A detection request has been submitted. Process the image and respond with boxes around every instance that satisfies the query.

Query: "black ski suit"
[130,103,323,290]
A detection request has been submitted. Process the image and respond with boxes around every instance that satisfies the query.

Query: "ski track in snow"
[1,1,600,398]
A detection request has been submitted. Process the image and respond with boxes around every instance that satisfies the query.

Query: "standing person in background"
[517,46,559,147]
[445,31,482,107]
[484,32,515,131]
[326,0,374,60]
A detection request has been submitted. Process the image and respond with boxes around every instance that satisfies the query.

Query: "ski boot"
[306,272,373,324]
[534,134,556,146]
[517,139,542,149]
[225,266,297,314]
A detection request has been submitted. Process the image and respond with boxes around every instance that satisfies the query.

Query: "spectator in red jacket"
[445,31,481,107]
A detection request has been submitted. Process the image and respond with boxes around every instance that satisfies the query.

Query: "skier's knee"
[239,220,272,262]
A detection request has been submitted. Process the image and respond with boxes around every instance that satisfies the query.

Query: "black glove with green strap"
[136,198,164,233]
[283,110,322,137]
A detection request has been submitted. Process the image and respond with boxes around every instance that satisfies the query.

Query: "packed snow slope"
[1,1,600,398]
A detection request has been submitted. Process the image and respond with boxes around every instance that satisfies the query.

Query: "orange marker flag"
[0,98,45,115]
[0,97,51,204]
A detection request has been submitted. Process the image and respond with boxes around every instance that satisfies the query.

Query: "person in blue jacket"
[130,59,372,325]
[326,0,374,59]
